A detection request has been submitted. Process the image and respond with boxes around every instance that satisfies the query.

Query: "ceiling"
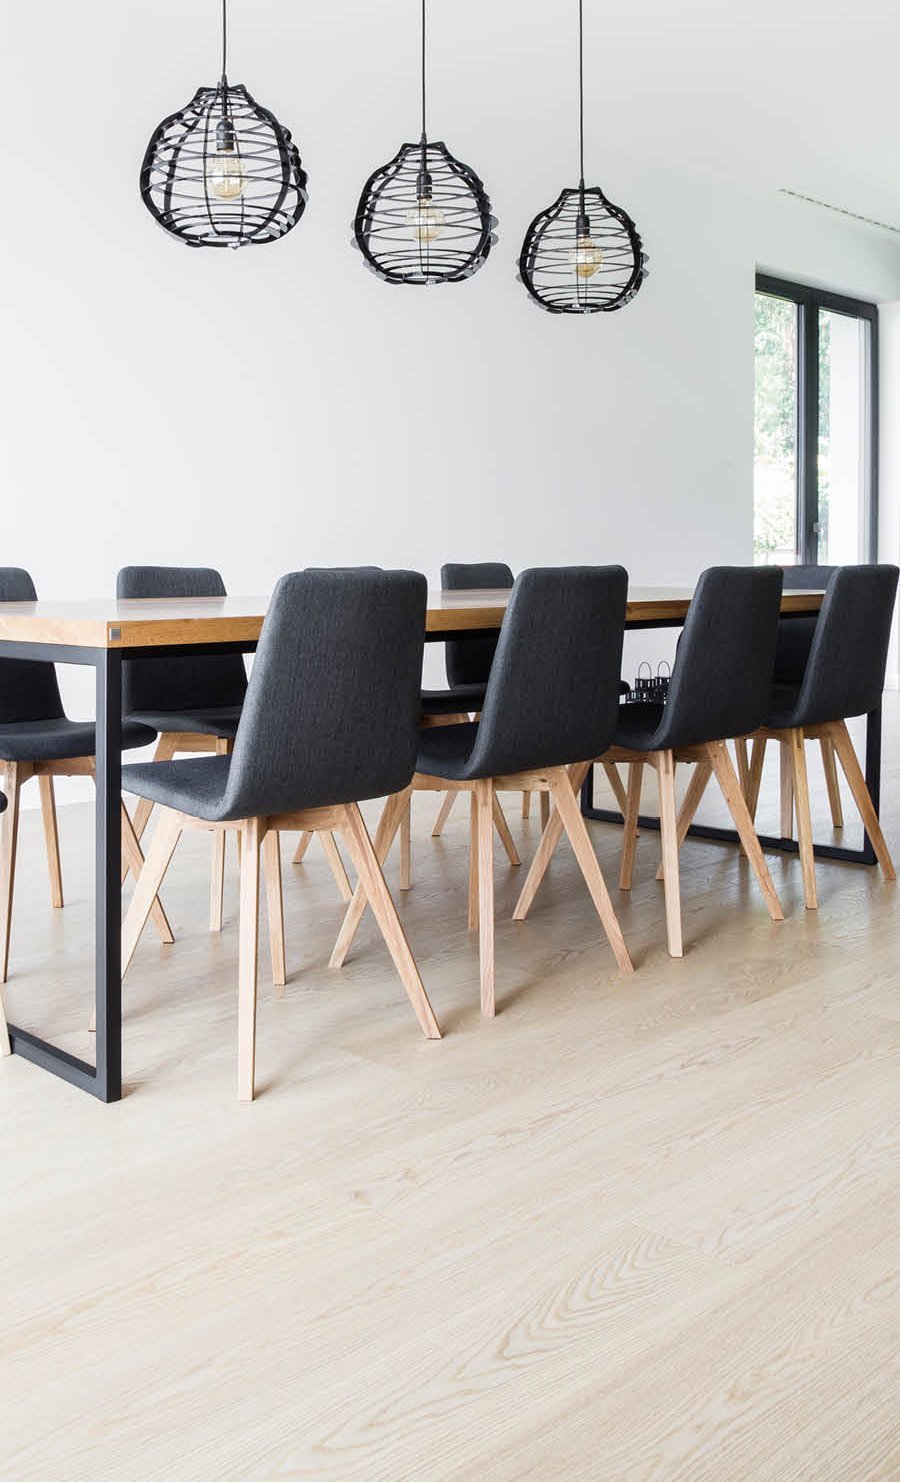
[28,1,900,240]
[463,0,900,235]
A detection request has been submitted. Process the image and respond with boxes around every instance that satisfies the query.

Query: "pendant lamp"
[140,0,308,248]
[353,0,496,285]
[518,0,647,313]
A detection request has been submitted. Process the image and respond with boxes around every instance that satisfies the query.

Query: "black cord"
[222,0,228,81]
[578,0,585,189]
[420,0,427,139]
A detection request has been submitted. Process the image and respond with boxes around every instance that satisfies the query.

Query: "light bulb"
[406,196,444,244]
[208,148,247,201]
[569,233,603,279]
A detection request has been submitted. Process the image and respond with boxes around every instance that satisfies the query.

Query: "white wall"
[3,1,900,788]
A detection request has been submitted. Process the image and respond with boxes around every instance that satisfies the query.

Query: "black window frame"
[755,272,879,565]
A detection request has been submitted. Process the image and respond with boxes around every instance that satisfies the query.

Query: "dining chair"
[734,564,841,833]
[416,562,522,884]
[331,567,635,1016]
[118,564,352,919]
[514,566,786,958]
[740,564,897,908]
[417,560,627,887]
[121,568,441,1101]
[0,568,171,984]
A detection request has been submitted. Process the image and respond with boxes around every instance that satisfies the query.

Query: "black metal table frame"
[2,636,258,1104]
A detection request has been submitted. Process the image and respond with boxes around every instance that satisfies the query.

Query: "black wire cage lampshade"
[140,1,307,248]
[518,1,647,313]
[353,1,496,284]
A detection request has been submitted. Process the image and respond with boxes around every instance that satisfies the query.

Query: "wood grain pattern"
[1,696,899,1481]
[38,776,63,909]
[0,588,826,649]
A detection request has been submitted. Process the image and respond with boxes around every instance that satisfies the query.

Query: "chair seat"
[0,718,155,763]
[612,703,667,752]
[125,704,243,740]
[420,684,487,717]
[123,755,233,821]
[415,722,480,781]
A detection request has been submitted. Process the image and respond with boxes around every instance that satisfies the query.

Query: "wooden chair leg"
[237,817,263,1102]
[209,737,231,931]
[789,729,817,909]
[330,789,410,969]
[320,831,352,903]
[432,792,457,837]
[512,761,592,921]
[292,831,312,864]
[619,762,644,891]
[747,737,767,822]
[656,750,683,958]
[550,767,634,974]
[399,795,412,891]
[339,803,441,1039]
[130,796,155,847]
[121,733,178,883]
[521,791,531,819]
[656,760,712,881]
[210,828,227,932]
[121,808,183,975]
[707,741,784,921]
[829,721,896,879]
[735,738,751,796]
[120,802,174,944]
[468,791,479,930]
[38,775,64,909]
[779,739,794,838]
[820,736,844,829]
[292,826,351,900]
[512,797,563,919]
[492,794,521,867]
[602,762,629,817]
[0,763,24,985]
[733,739,751,858]
[263,830,286,993]
[539,791,550,830]
[474,779,496,1016]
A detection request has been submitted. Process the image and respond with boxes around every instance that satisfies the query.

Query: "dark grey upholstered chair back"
[219,569,428,818]
[463,566,628,777]
[0,569,65,724]
[117,567,248,716]
[787,564,899,727]
[775,563,836,684]
[652,566,784,750]
[441,562,514,689]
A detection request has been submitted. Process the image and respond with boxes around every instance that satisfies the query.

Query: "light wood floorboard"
[1,701,899,1480]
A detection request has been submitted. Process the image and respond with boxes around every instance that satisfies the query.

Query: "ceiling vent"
[779,189,900,236]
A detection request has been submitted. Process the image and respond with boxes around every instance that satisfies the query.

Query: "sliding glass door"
[754,275,878,566]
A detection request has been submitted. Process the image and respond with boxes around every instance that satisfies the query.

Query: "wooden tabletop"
[0,586,826,650]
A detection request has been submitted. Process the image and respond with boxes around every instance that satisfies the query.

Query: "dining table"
[0,582,878,1103]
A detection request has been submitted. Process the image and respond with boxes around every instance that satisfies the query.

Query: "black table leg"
[5,644,123,1098]
[861,703,881,866]
[94,649,123,1101]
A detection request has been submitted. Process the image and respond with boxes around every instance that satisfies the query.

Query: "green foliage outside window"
[753,292,831,563]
